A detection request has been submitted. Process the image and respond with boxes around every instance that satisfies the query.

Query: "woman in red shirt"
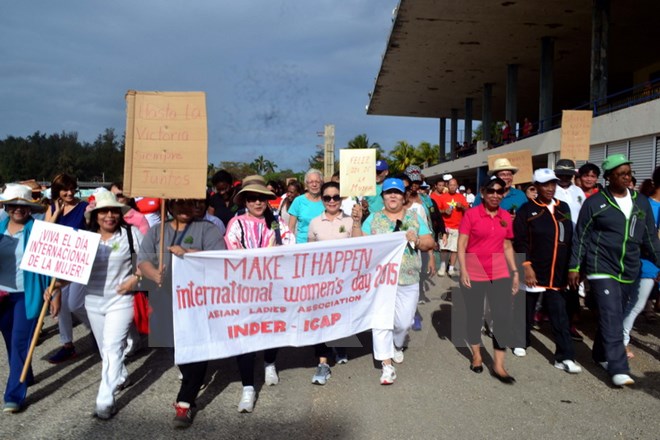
[457,177,519,383]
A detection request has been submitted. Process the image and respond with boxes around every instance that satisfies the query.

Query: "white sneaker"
[238,387,256,413]
[380,363,396,385]
[554,359,582,374]
[264,364,279,386]
[512,348,527,357]
[437,262,446,277]
[447,266,457,277]
[392,347,404,364]
[612,374,635,387]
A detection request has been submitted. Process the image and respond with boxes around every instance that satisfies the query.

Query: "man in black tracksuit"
[568,154,660,386]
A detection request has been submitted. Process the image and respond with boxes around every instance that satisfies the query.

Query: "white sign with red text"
[171,233,407,364]
[19,220,101,284]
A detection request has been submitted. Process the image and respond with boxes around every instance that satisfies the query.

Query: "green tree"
[347,133,384,159]
[250,155,277,174]
[413,141,440,168]
[388,141,416,174]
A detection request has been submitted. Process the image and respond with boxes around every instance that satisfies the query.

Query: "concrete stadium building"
[367,0,660,189]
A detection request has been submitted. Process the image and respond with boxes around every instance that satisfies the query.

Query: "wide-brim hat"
[0,183,45,212]
[488,158,519,176]
[19,179,43,193]
[554,159,577,176]
[233,183,276,204]
[85,188,130,221]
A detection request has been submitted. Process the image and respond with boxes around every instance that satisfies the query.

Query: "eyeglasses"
[322,195,342,202]
[485,188,506,195]
[245,195,269,203]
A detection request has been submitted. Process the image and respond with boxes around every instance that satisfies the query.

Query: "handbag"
[126,225,151,334]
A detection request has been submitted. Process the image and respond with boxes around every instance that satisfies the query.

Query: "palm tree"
[388,141,416,173]
[413,142,440,168]
[347,133,384,159]
[250,155,277,174]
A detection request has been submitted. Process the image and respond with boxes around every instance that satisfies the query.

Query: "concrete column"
[590,0,609,112]
[450,108,458,161]
[482,83,493,143]
[506,64,518,136]
[439,117,447,162]
[539,37,554,133]
[464,98,473,144]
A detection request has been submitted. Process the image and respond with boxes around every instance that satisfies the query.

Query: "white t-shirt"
[554,184,585,224]
[614,191,633,219]
[84,227,143,312]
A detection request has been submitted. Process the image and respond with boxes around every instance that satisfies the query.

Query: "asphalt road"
[1,275,659,440]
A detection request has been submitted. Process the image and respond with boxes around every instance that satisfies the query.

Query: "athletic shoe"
[2,402,20,413]
[380,363,396,385]
[412,314,422,331]
[512,348,527,357]
[264,364,279,386]
[554,359,582,374]
[335,353,348,364]
[392,347,405,364]
[437,262,446,277]
[48,345,77,364]
[612,374,635,387]
[94,405,118,420]
[569,327,584,341]
[172,402,194,428]
[312,363,332,385]
[447,266,457,277]
[238,387,256,413]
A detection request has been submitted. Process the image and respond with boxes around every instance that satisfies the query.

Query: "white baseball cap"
[533,168,559,184]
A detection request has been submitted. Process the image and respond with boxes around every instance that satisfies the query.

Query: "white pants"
[372,283,419,361]
[58,283,90,344]
[86,297,133,410]
[623,278,655,346]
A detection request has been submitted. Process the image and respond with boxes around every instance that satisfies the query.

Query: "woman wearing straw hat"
[225,178,294,413]
[569,154,660,387]
[79,189,143,419]
[0,184,50,413]
[137,198,224,428]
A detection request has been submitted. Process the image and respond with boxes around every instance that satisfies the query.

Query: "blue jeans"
[589,278,633,375]
[0,292,37,405]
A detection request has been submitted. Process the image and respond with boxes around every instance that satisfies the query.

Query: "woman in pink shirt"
[457,177,519,384]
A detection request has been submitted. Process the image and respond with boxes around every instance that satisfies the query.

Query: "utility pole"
[318,124,335,179]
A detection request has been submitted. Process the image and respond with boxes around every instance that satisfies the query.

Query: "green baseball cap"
[602,154,632,172]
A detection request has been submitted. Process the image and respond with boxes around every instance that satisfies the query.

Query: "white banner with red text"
[171,233,407,364]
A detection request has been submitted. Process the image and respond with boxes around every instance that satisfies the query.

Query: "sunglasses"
[322,195,342,202]
[485,188,506,195]
[383,189,403,195]
[97,207,121,215]
[245,195,269,203]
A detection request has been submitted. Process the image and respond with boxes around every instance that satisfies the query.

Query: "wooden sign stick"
[21,277,58,383]
[158,198,166,286]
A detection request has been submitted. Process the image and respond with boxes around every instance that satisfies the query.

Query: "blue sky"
[1,1,440,172]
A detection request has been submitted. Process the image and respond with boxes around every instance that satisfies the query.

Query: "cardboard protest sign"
[124,91,208,199]
[19,220,101,284]
[171,233,406,364]
[560,110,593,161]
[488,149,533,184]
[339,149,377,197]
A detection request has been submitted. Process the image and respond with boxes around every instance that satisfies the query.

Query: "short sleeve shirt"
[308,212,354,242]
[436,192,468,229]
[288,194,324,244]
[458,205,513,281]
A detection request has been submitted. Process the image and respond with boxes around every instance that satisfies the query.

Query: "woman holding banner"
[353,178,435,385]
[45,173,90,364]
[0,184,50,413]
[137,198,224,428]
[225,178,294,413]
[81,190,143,419]
[307,181,362,385]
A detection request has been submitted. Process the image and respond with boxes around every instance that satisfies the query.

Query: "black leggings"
[462,278,515,350]
[236,349,278,386]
